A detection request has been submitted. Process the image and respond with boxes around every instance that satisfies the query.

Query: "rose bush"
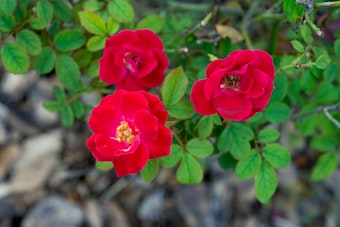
[190,49,275,121]
[99,29,169,91]
[86,89,172,177]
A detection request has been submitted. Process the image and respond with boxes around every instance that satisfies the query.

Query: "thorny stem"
[304,14,324,37]
[314,1,340,9]
[292,102,340,129]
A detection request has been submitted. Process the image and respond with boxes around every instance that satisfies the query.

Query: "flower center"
[220,75,240,90]
[123,53,140,73]
[116,121,135,144]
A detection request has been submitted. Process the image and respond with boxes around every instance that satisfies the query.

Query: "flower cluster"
[86,29,275,177]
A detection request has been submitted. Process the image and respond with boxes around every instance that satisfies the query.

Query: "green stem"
[305,14,324,37]
[314,1,340,9]
[268,20,281,54]
[241,2,258,49]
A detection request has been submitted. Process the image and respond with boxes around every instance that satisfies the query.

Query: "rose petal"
[88,105,123,135]
[99,90,126,106]
[105,30,139,47]
[203,69,226,99]
[99,49,126,84]
[86,135,106,161]
[138,69,165,88]
[148,125,172,159]
[213,94,253,121]
[116,75,148,91]
[141,91,168,124]
[244,69,269,98]
[252,84,273,111]
[136,51,158,78]
[254,49,275,78]
[134,109,158,142]
[95,134,140,159]
[136,29,164,50]
[112,142,149,177]
[206,59,225,77]
[190,79,217,115]
[228,50,256,72]
[119,92,149,119]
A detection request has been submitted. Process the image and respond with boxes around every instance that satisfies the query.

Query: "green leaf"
[270,72,288,102]
[54,29,86,52]
[13,1,27,21]
[290,40,304,52]
[51,0,72,22]
[315,81,340,103]
[107,17,120,35]
[168,101,194,119]
[1,42,29,74]
[108,0,134,23]
[86,60,99,77]
[161,66,188,107]
[211,114,222,125]
[141,159,159,183]
[283,0,304,23]
[218,153,237,169]
[208,53,219,61]
[324,62,339,83]
[311,135,337,152]
[37,0,53,25]
[29,17,46,30]
[262,144,291,168]
[159,144,183,168]
[0,11,15,32]
[0,0,16,13]
[176,153,203,184]
[86,35,106,52]
[265,102,291,123]
[136,14,165,33]
[217,123,252,159]
[74,49,93,68]
[16,29,42,56]
[312,153,338,181]
[236,150,261,180]
[300,24,313,44]
[314,54,330,69]
[95,161,113,171]
[56,55,82,91]
[186,138,214,159]
[198,116,214,139]
[73,100,85,119]
[255,161,278,203]
[334,39,340,58]
[83,0,105,11]
[61,104,74,127]
[33,47,56,74]
[259,128,280,143]
[79,11,107,36]
[43,101,63,112]
[53,86,66,102]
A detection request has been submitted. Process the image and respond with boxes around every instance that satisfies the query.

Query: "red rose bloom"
[86,90,172,177]
[190,49,274,121]
[99,29,169,91]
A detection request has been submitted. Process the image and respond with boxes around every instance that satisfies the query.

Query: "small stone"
[138,189,166,221]
[21,196,85,227]
[84,200,104,227]
[104,202,129,227]
[175,184,209,227]
[0,130,62,198]
[0,71,39,102]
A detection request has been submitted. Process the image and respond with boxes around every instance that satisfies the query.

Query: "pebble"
[0,71,39,102]
[21,196,85,227]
